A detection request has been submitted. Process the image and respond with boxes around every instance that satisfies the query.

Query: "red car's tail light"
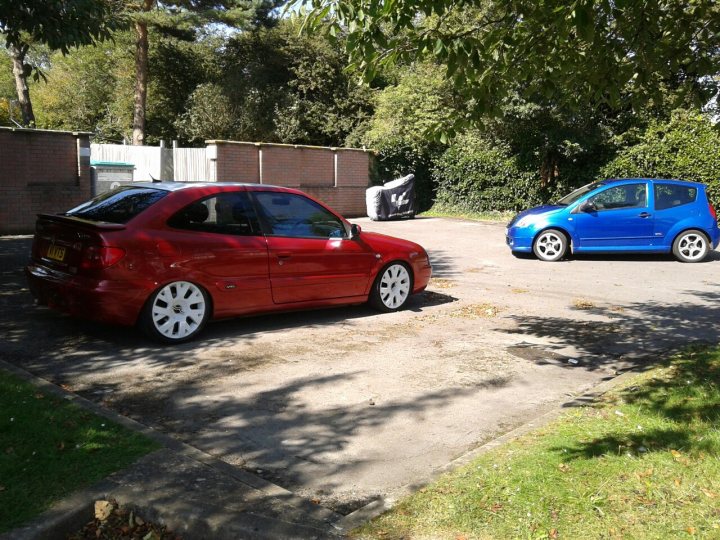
[80,246,126,270]
[709,202,717,221]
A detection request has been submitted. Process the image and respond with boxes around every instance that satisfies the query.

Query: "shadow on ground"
[501,287,720,373]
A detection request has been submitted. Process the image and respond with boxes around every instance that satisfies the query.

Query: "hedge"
[601,110,720,203]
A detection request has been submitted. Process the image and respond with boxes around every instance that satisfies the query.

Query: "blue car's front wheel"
[533,229,568,262]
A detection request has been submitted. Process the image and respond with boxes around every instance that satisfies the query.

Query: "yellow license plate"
[47,245,66,262]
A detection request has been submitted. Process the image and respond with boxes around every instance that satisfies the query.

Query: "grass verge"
[355,345,720,539]
[421,204,514,223]
[0,370,160,533]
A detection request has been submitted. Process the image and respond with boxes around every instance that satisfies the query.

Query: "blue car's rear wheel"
[533,229,568,262]
[672,230,709,263]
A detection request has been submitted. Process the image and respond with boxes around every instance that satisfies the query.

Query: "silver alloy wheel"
[676,232,708,262]
[535,230,565,261]
[151,281,206,340]
[379,264,411,309]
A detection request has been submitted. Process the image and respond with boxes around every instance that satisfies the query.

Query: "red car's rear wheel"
[140,281,210,343]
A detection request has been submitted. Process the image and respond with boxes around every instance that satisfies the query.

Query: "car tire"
[533,229,568,262]
[672,230,709,263]
[140,281,211,343]
[369,262,413,312]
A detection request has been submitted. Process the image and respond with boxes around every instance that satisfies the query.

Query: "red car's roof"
[131,181,298,192]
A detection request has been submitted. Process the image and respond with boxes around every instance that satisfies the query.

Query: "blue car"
[506,178,720,263]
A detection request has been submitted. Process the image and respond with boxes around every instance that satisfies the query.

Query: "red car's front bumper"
[25,263,148,327]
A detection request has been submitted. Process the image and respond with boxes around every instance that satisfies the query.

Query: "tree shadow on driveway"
[501,287,720,372]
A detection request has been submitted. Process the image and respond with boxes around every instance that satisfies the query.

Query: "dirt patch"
[451,303,501,319]
[573,299,596,310]
[428,278,456,289]
[68,499,180,540]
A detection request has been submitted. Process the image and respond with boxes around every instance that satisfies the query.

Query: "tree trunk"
[132,18,149,145]
[540,152,560,188]
[9,44,35,127]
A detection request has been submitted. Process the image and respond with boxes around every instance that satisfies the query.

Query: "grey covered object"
[365,174,417,221]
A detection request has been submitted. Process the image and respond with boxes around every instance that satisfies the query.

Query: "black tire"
[139,281,211,344]
[533,229,568,262]
[672,230,710,263]
[369,262,413,312]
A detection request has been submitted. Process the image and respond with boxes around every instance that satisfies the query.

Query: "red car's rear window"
[65,187,168,224]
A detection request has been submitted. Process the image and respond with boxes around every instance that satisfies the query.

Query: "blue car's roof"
[604,178,705,188]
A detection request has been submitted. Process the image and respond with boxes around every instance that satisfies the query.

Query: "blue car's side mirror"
[579,200,597,213]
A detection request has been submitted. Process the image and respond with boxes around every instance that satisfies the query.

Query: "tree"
[124,0,282,145]
[176,20,374,147]
[298,0,720,133]
[0,0,119,126]
[360,62,458,209]
[30,32,135,140]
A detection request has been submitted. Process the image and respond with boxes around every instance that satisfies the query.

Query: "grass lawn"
[0,370,159,533]
[355,346,720,539]
[420,204,514,223]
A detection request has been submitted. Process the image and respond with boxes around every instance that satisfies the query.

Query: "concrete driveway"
[1,217,718,514]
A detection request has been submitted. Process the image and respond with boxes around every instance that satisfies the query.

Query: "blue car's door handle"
[638,212,652,218]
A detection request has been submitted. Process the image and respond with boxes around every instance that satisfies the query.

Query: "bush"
[432,133,541,212]
[601,110,720,202]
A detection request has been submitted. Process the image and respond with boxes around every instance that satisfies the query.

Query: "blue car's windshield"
[555,181,606,206]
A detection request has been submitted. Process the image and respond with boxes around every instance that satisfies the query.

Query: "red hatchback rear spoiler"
[36,213,127,231]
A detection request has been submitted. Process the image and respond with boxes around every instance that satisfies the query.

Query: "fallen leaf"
[686,526,696,535]
[670,450,691,465]
[701,489,717,499]
[491,502,503,513]
[674,478,682,487]
[558,463,571,472]
[549,529,559,539]
[311,498,321,504]
[94,500,113,521]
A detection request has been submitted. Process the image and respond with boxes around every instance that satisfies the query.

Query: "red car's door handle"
[276,253,292,259]
[638,212,651,218]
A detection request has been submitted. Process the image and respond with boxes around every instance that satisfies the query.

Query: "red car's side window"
[168,192,260,236]
[253,192,346,239]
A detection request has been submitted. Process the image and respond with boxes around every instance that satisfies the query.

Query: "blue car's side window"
[589,183,647,211]
[654,183,697,211]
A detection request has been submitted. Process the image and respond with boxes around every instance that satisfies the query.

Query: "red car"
[26,183,432,343]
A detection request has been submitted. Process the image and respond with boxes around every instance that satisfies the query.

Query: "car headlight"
[514,215,538,228]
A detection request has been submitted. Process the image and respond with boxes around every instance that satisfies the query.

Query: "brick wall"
[0,127,91,234]
[207,141,372,216]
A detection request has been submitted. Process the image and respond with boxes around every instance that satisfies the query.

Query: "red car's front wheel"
[370,262,413,312]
